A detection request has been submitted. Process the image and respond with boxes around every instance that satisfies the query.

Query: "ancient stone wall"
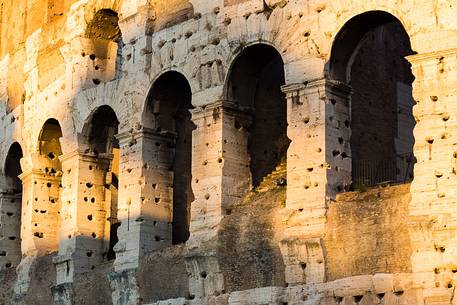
[1,0,457,305]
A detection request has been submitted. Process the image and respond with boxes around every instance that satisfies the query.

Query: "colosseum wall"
[1,0,457,304]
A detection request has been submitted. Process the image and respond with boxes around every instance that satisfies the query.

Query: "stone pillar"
[279,79,351,286]
[407,50,457,278]
[185,101,251,300]
[15,154,62,303]
[0,192,22,271]
[113,127,176,271]
[19,155,61,256]
[108,127,178,305]
[53,151,114,284]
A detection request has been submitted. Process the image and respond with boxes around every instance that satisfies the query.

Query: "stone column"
[19,154,61,256]
[185,101,251,300]
[15,154,62,302]
[407,50,457,278]
[108,127,179,305]
[53,151,114,285]
[0,192,22,271]
[279,79,351,286]
[113,127,176,271]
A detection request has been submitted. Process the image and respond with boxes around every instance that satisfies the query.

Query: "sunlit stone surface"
[0,1,456,304]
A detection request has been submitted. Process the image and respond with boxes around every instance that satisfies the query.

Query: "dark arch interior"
[2,142,23,269]
[146,71,195,245]
[39,119,63,171]
[330,12,416,188]
[82,105,119,155]
[227,44,289,187]
[5,142,23,193]
[86,9,121,41]
[82,105,119,260]
[86,9,123,79]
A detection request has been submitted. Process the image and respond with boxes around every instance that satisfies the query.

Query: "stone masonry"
[1,0,457,305]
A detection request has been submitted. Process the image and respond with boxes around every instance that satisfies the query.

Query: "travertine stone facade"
[1,0,457,305]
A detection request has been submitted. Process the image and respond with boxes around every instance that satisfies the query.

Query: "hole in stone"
[0,251,6,256]
[430,96,438,102]
[93,79,101,85]
[91,232,97,238]
[300,262,307,269]
[87,215,93,221]
[86,251,93,257]
[353,295,363,304]
[154,197,160,203]
[86,182,93,188]
[6,212,13,216]
[426,137,434,144]
[34,232,44,238]
[448,283,453,288]
[47,182,52,187]
[48,152,56,160]
[200,271,207,278]
[91,197,95,203]
[394,291,404,296]
[89,54,96,60]
[376,293,385,300]
[5,262,11,268]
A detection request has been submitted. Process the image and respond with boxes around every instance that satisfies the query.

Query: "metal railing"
[352,153,414,188]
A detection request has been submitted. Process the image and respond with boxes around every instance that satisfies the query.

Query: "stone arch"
[0,142,23,270]
[21,118,63,254]
[328,10,416,189]
[84,8,123,82]
[80,105,120,260]
[143,71,195,244]
[39,118,63,173]
[225,43,289,188]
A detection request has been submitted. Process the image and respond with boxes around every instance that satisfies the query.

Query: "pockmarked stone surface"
[0,0,456,304]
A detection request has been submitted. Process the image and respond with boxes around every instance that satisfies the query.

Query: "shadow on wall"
[327,11,416,192]
[79,105,120,261]
[0,142,23,270]
[226,43,290,188]
[144,71,196,245]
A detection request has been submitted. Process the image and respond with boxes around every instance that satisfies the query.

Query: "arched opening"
[85,9,123,82]
[226,44,289,188]
[0,142,23,269]
[144,71,195,245]
[329,11,415,189]
[32,119,63,252]
[80,105,119,260]
[5,143,23,194]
